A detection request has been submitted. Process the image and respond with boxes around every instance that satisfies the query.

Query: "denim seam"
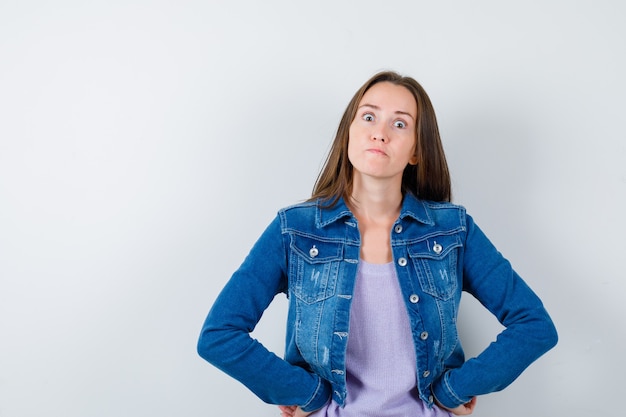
[442,370,465,404]
[301,376,323,409]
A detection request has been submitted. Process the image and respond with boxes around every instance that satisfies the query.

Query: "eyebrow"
[357,104,415,121]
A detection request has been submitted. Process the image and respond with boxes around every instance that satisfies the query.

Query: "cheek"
[400,136,418,164]
[347,136,366,168]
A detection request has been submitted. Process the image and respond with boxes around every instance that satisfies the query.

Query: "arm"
[432,214,558,408]
[197,216,332,411]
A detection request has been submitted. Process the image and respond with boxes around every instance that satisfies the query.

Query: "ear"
[409,141,419,165]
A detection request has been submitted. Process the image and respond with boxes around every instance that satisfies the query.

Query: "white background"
[1,1,624,416]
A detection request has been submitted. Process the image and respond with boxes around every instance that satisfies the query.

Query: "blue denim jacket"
[197,194,557,411]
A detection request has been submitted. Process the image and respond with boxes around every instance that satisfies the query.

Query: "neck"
[349,175,403,221]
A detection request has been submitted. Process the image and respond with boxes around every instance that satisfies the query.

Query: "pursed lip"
[366,147,388,156]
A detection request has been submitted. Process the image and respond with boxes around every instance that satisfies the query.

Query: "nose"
[372,126,388,143]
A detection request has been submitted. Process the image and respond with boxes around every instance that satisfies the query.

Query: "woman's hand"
[439,397,477,416]
[278,405,313,417]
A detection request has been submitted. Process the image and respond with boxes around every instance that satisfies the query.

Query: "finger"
[278,405,297,417]
[457,397,477,415]
[465,397,477,413]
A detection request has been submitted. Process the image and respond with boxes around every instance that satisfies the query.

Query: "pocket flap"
[291,234,344,264]
[407,234,462,260]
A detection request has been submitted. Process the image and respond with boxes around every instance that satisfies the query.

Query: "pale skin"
[279,82,476,417]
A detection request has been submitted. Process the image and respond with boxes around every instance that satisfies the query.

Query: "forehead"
[359,82,417,117]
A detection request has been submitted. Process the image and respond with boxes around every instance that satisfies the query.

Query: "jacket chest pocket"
[290,234,343,304]
[408,234,462,301]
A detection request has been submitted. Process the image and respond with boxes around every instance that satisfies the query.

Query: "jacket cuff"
[431,370,470,409]
[300,376,332,412]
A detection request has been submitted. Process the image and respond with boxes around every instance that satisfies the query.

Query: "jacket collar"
[399,192,435,225]
[316,193,435,228]
[316,198,353,228]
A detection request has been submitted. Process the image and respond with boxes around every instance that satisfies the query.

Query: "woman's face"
[348,82,418,184]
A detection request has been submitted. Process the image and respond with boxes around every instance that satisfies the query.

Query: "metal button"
[423,370,431,378]
[409,294,419,304]
[394,224,403,233]
[433,242,442,254]
[420,331,429,340]
[309,246,319,258]
[398,257,407,266]
[429,395,434,403]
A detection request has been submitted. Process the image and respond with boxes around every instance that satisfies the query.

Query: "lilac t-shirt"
[311,260,452,417]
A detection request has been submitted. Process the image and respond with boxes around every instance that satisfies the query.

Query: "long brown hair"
[310,71,451,206]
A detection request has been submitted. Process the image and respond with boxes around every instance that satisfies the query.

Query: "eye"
[394,120,407,129]
[362,112,374,122]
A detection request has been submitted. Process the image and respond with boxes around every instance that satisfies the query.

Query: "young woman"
[197,71,558,416]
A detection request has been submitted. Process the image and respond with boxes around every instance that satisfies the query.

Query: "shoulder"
[278,200,319,221]
[422,200,467,218]
[276,200,320,233]
[425,200,468,231]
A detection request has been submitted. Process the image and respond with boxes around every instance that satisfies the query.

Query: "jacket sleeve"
[196,215,332,411]
[432,213,558,408]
